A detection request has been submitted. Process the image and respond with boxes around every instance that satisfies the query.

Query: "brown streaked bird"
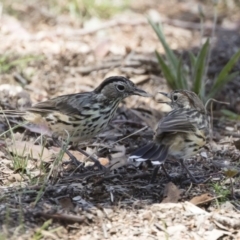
[1,76,150,168]
[129,89,209,183]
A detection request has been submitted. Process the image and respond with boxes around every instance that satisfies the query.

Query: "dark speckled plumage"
[129,90,209,183]
[1,76,149,143]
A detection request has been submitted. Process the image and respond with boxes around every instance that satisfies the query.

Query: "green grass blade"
[211,49,240,91]
[189,52,197,86]
[192,39,210,95]
[221,109,240,120]
[149,18,178,71]
[155,50,176,89]
[189,52,196,70]
[176,59,183,89]
[207,71,239,99]
[176,59,188,89]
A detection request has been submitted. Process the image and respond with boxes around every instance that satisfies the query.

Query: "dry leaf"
[7,141,52,162]
[222,168,239,178]
[52,146,107,166]
[8,173,23,182]
[132,75,150,85]
[58,197,75,211]
[212,160,240,177]
[51,146,85,162]
[98,157,109,166]
[221,201,236,211]
[94,39,111,59]
[183,201,209,215]
[161,182,182,203]
[212,213,240,229]
[204,229,232,240]
[1,168,14,174]
[190,193,213,206]
[234,139,240,150]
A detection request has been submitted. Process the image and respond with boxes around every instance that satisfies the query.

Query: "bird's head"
[158,90,205,112]
[94,76,150,101]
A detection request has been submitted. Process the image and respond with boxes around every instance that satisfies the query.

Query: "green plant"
[51,0,130,20]
[32,219,52,240]
[212,182,230,205]
[221,109,240,120]
[149,5,240,102]
[0,119,49,181]
[0,233,7,240]
[0,54,41,73]
[1,119,30,175]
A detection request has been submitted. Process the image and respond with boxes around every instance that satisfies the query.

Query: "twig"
[186,182,193,195]
[111,126,148,145]
[53,17,231,38]
[126,172,151,180]
[36,212,85,223]
[13,73,28,86]
[94,174,122,184]
[193,195,224,206]
[112,119,146,127]
[7,15,227,45]
[224,132,240,138]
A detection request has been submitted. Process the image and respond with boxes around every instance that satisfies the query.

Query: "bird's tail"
[0,110,26,118]
[0,110,52,136]
[128,142,169,165]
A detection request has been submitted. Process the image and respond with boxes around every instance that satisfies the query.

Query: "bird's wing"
[29,92,92,115]
[156,109,197,135]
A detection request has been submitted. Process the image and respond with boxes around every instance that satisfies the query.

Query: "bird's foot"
[149,165,173,183]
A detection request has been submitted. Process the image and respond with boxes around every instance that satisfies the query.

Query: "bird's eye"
[173,95,178,101]
[116,85,125,92]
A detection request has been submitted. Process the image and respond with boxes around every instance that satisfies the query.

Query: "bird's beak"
[158,91,171,104]
[133,88,151,97]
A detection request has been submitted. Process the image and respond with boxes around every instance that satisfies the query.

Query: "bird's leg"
[76,146,106,171]
[150,165,161,183]
[161,165,172,181]
[51,133,84,168]
[179,159,201,184]
[150,164,172,183]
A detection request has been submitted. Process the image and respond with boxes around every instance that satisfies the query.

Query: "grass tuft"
[149,1,240,103]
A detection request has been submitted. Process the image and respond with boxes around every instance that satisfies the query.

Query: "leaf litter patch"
[1,1,240,238]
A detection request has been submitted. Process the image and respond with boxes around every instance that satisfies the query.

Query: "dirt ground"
[1,0,240,239]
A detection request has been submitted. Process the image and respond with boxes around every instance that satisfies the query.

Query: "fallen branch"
[36,212,85,223]
[54,17,234,38]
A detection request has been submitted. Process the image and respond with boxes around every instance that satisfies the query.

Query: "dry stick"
[204,98,230,143]
[202,6,217,98]
[193,195,224,206]
[229,177,235,199]
[55,17,230,38]
[111,126,148,146]
[186,182,193,195]
[36,212,85,223]
[101,126,149,170]
[224,132,240,138]
[63,126,148,174]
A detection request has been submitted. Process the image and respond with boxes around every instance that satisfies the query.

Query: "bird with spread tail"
[129,89,210,183]
[0,76,150,168]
